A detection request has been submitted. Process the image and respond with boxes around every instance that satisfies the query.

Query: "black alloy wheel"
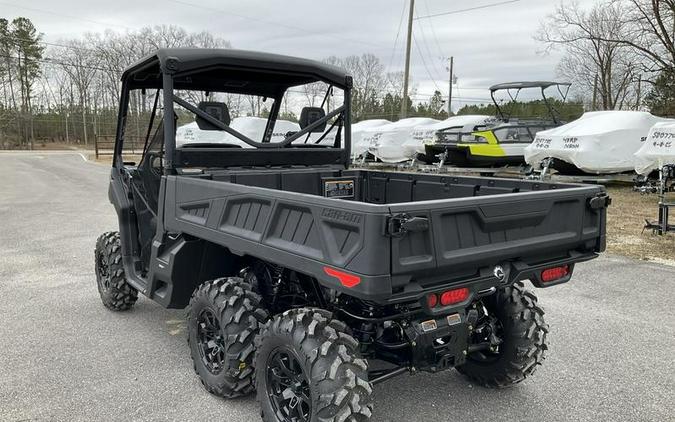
[196,308,226,374]
[266,347,311,422]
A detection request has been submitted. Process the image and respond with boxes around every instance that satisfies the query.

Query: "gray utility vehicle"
[95,49,610,422]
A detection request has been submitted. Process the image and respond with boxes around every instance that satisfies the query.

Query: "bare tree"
[385,71,405,95]
[324,54,387,119]
[536,0,640,109]
[607,0,675,75]
[54,39,100,145]
[302,82,327,107]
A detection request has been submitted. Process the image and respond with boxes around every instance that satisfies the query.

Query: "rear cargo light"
[440,288,470,306]
[323,267,361,288]
[541,265,570,283]
[427,293,438,308]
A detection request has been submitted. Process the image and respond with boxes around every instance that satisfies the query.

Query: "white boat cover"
[404,115,495,156]
[524,111,671,174]
[305,126,338,146]
[176,117,300,147]
[635,121,675,174]
[365,118,440,163]
[351,119,390,159]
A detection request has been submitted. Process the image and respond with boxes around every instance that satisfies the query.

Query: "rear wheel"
[456,281,549,388]
[255,308,373,422]
[94,231,138,311]
[187,278,269,398]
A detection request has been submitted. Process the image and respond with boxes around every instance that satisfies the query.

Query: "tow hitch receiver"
[404,310,478,372]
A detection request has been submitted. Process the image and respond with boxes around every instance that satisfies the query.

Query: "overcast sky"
[5,0,596,110]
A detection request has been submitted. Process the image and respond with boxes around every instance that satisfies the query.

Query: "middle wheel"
[187,277,269,398]
[255,308,374,422]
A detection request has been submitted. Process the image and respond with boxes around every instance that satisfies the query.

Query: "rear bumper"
[336,250,599,306]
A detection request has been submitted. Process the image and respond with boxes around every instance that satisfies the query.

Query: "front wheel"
[456,281,549,388]
[255,308,373,422]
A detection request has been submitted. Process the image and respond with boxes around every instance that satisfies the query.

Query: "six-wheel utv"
[95,49,609,422]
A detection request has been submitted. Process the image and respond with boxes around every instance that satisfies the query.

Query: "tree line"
[0,19,452,149]
[2,1,675,149]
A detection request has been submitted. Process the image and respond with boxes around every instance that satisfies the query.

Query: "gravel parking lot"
[1,151,673,422]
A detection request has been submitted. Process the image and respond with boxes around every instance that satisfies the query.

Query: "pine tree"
[11,17,44,147]
[0,18,18,143]
[644,71,675,117]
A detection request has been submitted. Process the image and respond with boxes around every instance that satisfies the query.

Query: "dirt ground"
[2,141,87,151]
[605,186,675,264]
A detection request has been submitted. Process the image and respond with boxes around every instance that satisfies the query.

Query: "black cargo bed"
[163,168,606,304]
[204,167,578,202]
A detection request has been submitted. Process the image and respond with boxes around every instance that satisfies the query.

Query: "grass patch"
[91,154,141,165]
[605,186,674,264]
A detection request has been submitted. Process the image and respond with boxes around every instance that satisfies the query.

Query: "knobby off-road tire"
[94,231,138,311]
[457,281,549,388]
[255,308,373,422]
[187,278,269,398]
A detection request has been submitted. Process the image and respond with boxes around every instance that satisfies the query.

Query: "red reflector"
[541,265,570,283]
[323,267,361,288]
[440,288,470,306]
[427,293,438,308]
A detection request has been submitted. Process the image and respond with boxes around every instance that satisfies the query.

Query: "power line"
[0,2,133,30]
[167,0,386,49]
[421,0,446,59]
[0,54,109,72]
[413,0,521,20]
[4,35,99,53]
[412,35,443,93]
[413,2,445,81]
[387,2,408,70]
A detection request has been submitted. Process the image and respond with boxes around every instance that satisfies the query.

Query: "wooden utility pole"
[635,74,642,110]
[447,56,454,116]
[400,0,415,119]
[592,73,598,111]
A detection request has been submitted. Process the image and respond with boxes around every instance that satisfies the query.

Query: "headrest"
[299,107,327,132]
[196,101,230,130]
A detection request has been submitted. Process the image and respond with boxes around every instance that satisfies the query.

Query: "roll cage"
[114,48,354,172]
[489,81,571,125]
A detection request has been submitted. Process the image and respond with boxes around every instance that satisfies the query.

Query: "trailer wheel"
[187,278,269,398]
[94,231,138,311]
[456,281,549,388]
[255,308,373,422]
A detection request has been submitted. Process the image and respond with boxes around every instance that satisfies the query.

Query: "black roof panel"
[122,48,351,93]
[489,81,571,91]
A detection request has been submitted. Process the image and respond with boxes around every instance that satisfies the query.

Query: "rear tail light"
[323,267,361,288]
[426,287,470,308]
[541,265,570,283]
[440,288,470,305]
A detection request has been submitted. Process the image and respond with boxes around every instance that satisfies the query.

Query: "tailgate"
[387,186,607,276]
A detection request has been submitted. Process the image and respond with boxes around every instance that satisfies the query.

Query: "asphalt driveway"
[0,151,673,421]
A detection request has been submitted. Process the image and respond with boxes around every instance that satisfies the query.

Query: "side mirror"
[196,101,230,130]
[299,107,326,132]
